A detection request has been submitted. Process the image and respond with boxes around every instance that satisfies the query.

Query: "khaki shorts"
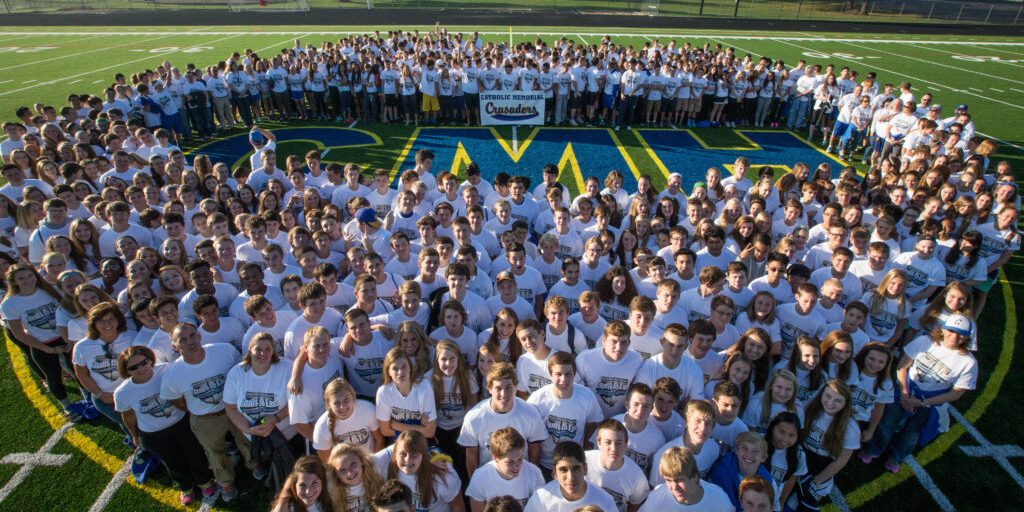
[687,97,701,113]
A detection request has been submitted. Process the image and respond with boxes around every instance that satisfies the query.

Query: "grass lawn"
[0,25,1022,512]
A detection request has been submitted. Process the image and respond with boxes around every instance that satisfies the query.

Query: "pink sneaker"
[857,451,876,464]
[884,459,900,474]
[179,491,195,506]
[200,481,219,498]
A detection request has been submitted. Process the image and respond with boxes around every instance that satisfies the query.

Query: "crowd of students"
[0,28,1019,512]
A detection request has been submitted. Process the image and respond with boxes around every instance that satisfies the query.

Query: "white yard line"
[0,34,244,98]
[968,43,1024,56]
[904,457,956,512]
[576,34,588,45]
[0,33,178,72]
[772,39,1024,111]
[977,131,1024,152]
[347,120,358,128]
[87,459,131,512]
[255,34,309,54]
[512,125,519,154]
[950,406,1024,491]
[902,41,1024,68]
[0,423,73,504]
[993,88,1005,93]
[838,40,1024,86]
[3,30,1024,45]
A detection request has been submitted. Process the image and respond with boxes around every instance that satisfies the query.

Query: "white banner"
[479,91,545,125]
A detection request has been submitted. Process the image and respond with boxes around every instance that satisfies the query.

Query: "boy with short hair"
[371,479,414,512]
[486,271,536,322]
[639,446,733,511]
[543,295,587,356]
[676,266,726,324]
[648,377,685,440]
[775,282,827,359]
[524,442,618,512]
[282,282,344,359]
[585,419,651,512]
[527,352,604,472]
[826,300,871,354]
[636,323,705,405]
[261,243,301,289]
[626,296,664,360]
[459,362,547,477]
[648,400,723,486]
[682,319,724,383]
[575,320,643,418]
[747,252,795,305]
[651,279,682,332]
[465,427,545,511]
[605,383,666,475]
[548,256,588,315]
[568,291,607,347]
[709,381,749,449]
[240,294,298,357]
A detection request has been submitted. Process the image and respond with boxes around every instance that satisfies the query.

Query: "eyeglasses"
[126,358,151,372]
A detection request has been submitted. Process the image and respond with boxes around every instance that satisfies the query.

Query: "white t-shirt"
[343,332,391,398]
[310,399,378,453]
[223,359,296,438]
[389,462,461,512]
[742,392,805,434]
[525,479,619,512]
[802,412,860,458]
[638,481,735,512]
[576,348,643,418]
[776,304,827,359]
[71,333,135,393]
[458,398,548,466]
[649,410,685,441]
[159,343,241,415]
[609,414,666,475]
[516,351,553,394]
[289,356,344,426]
[465,459,545,507]
[114,364,185,433]
[635,354,706,404]
[527,384,605,468]
[904,335,978,393]
[860,292,908,342]
[1,289,61,342]
[649,437,721,486]
[437,374,480,431]
[585,450,651,512]
[375,378,437,425]
[850,371,895,422]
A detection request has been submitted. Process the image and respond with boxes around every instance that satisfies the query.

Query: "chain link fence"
[1,0,1021,24]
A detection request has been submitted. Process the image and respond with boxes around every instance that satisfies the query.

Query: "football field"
[0,24,1023,512]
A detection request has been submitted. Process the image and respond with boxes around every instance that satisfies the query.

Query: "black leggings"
[435,426,468,485]
[140,414,215,491]
[7,329,69,401]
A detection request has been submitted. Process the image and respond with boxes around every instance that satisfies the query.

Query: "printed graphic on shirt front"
[528,373,552,393]
[913,353,954,385]
[596,376,630,407]
[390,406,423,423]
[191,374,227,405]
[240,391,280,420]
[91,355,120,382]
[439,392,464,420]
[355,357,384,384]
[545,414,578,444]
[625,448,650,472]
[26,303,57,331]
[139,393,176,419]
[333,428,370,447]
[601,485,625,512]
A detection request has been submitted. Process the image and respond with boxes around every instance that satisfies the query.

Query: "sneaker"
[569,119,578,127]
[221,485,238,503]
[123,435,136,450]
[884,459,900,474]
[180,491,195,506]
[613,125,619,131]
[252,464,267,480]
[200,481,219,499]
[857,451,876,464]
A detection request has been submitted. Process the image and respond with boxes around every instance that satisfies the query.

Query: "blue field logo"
[484,101,540,122]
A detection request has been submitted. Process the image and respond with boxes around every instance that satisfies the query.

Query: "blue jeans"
[92,394,129,435]
[788,97,810,129]
[862,401,931,463]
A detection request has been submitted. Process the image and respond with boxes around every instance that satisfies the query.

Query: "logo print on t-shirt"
[191,374,227,405]
[355,357,384,384]
[91,355,119,382]
[596,376,629,407]
[26,303,57,332]
[913,352,953,385]
[334,428,370,447]
[139,393,175,419]
[240,391,279,420]
[545,414,578,443]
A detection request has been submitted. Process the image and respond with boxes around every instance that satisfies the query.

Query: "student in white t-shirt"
[322,442,383,512]
[649,377,685,441]
[636,322,705,405]
[515,319,554,397]
[575,320,643,418]
[638,444,733,512]
[465,427,545,511]
[527,351,604,471]
[375,347,436,441]
[223,332,297,442]
[708,380,751,449]
[586,420,651,512]
[793,380,860,507]
[524,441,619,512]
[286,326,343,442]
[649,399,722,486]
[376,431,463,512]
[458,362,547,478]
[312,378,382,460]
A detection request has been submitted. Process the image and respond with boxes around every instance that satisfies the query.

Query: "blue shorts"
[290,89,304,101]
[161,112,185,134]
[603,93,616,109]
[833,121,851,137]
[249,92,261,102]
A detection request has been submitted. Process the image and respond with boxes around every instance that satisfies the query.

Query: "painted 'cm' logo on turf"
[190,127,843,190]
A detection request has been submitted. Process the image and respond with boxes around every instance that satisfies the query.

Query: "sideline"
[833,275,1017,510]
[3,337,193,510]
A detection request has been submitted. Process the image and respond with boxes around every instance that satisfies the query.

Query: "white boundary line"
[0,422,73,503]
[904,457,956,512]
[87,458,131,512]
[904,42,1024,68]
[2,30,1024,45]
[950,406,1024,491]
[0,34,243,98]
[0,33,179,73]
[829,486,852,512]
[576,33,588,45]
[769,38,1024,111]
[837,40,1024,86]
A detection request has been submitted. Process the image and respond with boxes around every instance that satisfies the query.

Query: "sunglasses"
[126,358,152,372]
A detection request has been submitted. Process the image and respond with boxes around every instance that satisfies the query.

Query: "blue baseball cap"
[249,131,266,145]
